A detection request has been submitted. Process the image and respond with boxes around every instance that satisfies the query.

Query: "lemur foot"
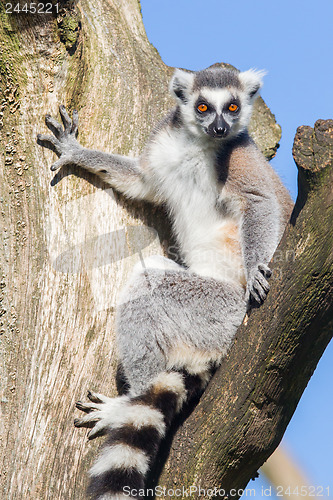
[247,263,272,305]
[74,392,130,440]
[37,105,82,171]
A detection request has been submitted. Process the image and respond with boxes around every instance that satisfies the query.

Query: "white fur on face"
[178,84,257,139]
[199,88,234,114]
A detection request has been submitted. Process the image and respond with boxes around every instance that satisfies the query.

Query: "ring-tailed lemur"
[37,64,293,499]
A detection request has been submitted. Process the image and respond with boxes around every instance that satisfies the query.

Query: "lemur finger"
[258,263,272,278]
[250,287,262,304]
[255,271,270,292]
[71,109,79,135]
[75,400,101,413]
[87,390,112,404]
[37,134,62,156]
[45,114,64,138]
[251,289,265,304]
[59,104,72,132]
[252,280,268,301]
[50,156,71,172]
[87,421,108,440]
[74,415,100,428]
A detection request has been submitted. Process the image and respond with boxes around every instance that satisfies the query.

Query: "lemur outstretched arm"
[37,105,157,202]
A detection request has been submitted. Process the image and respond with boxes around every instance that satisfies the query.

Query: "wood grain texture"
[0,1,282,498]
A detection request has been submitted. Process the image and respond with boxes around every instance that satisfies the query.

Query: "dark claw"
[74,418,97,429]
[74,418,82,427]
[258,264,272,278]
[75,401,92,413]
[250,290,262,304]
[87,390,104,404]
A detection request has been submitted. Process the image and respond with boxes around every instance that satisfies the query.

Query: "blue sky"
[140,0,333,494]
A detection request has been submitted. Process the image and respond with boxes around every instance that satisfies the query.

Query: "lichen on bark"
[56,4,80,53]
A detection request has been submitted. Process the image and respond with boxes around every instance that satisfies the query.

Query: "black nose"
[208,115,230,138]
[213,126,227,137]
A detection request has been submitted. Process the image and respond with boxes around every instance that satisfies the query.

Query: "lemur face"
[170,66,265,140]
[193,88,242,139]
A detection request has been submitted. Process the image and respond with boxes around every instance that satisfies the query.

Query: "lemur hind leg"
[75,257,246,499]
[116,255,246,396]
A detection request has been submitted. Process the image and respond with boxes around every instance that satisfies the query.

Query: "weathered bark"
[0,1,280,498]
[156,120,333,497]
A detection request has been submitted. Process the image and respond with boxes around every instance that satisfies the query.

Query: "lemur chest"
[148,130,246,285]
[181,207,245,286]
[149,128,220,201]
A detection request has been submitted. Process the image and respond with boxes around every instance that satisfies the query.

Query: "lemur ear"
[170,69,195,103]
[239,69,266,99]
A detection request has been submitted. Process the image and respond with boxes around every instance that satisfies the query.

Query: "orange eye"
[229,103,238,112]
[197,103,208,113]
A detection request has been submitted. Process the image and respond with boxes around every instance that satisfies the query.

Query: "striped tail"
[75,370,209,500]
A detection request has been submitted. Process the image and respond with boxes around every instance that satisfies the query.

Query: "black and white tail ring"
[75,369,209,500]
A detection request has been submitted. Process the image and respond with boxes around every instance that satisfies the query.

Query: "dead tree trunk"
[0,1,329,499]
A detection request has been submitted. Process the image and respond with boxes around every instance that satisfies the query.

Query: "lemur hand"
[247,263,272,305]
[74,391,128,440]
[37,105,82,171]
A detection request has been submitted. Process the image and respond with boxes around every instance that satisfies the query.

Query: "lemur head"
[170,65,265,140]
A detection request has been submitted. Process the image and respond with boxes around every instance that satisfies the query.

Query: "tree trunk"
[0,1,319,499]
